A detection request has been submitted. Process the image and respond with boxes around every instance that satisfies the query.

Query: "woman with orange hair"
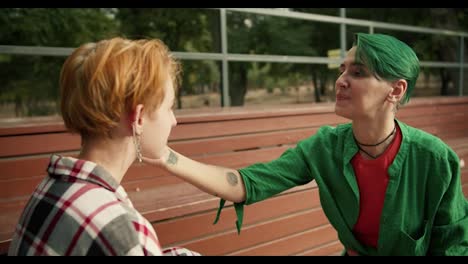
[8,37,199,256]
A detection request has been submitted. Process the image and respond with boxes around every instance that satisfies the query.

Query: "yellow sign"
[327,49,342,69]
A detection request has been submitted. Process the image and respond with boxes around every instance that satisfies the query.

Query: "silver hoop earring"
[133,124,143,163]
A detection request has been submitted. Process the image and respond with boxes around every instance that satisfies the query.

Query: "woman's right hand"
[141,146,173,168]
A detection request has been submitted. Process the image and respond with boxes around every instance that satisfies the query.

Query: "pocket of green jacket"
[399,221,431,255]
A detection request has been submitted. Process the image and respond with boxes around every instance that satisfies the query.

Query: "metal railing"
[1,8,466,106]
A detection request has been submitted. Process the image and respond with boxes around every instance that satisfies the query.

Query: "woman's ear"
[387,79,407,103]
[131,104,145,135]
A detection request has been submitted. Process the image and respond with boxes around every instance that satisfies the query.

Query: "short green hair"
[354,33,420,105]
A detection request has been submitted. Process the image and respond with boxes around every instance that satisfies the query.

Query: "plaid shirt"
[8,154,200,256]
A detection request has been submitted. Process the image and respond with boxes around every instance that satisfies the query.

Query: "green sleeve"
[429,158,468,256]
[213,133,320,234]
[239,139,315,205]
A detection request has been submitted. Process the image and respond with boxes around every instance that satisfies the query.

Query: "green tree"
[346,8,468,96]
[0,8,118,117]
[227,11,318,105]
[116,8,220,108]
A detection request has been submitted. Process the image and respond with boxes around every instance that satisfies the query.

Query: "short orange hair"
[59,37,180,139]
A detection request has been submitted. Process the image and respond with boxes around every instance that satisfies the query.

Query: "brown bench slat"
[0,120,65,137]
[177,208,329,256]
[2,107,466,159]
[155,187,320,245]
[171,113,347,140]
[0,145,289,189]
[0,133,80,158]
[3,132,465,197]
[1,96,466,136]
[0,140,464,232]
[171,127,317,156]
[296,240,344,256]
[0,156,50,181]
[397,103,468,118]
[0,241,9,256]
[0,183,316,253]
[139,182,315,222]
[226,224,339,256]
[401,112,468,129]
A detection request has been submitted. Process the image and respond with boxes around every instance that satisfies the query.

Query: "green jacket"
[215,120,468,255]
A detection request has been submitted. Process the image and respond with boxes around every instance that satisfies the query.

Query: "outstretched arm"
[142,147,246,203]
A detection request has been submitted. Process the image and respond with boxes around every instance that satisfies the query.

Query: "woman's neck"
[78,137,135,184]
[352,117,396,159]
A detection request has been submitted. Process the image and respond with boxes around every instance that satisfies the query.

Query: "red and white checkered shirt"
[8,154,200,256]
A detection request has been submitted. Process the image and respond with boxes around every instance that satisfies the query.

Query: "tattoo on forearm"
[167,150,178,165]
[226,172,238,186]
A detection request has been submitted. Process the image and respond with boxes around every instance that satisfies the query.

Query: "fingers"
[141,156,162,165]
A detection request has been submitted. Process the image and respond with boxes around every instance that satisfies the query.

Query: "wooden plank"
[0,120,318,159]
[174,104,336,123]
[171,127,317,156]
[4,131,466,193]
[0,156,50,181]
[445,137,468,147]
[403,96,468,107]
[139,182,316,223]
[0,146,289,195]
[154,187,321,245]
[436,122,468,138]
[176,208,330,256]
[0,209,23,241]
[1,133,465,203]
[0,180,316,245]
[0,184,317,255]
[401,112,468,127]
[174,100,468,125]
[0,133,80,158]
[124,146,289,189]
[397,103,468,119]
[1,103,465,158]
[226,224,339,256]
[295,241,344,256]
[0,241,9,256]
[2,133,466,200]
[1,96,466,137]
[0,176,43,201]
[170,113,347,140]
[2,108,466,159]
[0,119,65,136]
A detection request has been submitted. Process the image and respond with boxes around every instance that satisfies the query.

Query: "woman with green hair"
[144,33,468,255]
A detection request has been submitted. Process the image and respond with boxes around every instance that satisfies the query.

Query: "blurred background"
[1,8,467,119]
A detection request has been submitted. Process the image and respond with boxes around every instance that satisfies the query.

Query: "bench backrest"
[1,96,467,255]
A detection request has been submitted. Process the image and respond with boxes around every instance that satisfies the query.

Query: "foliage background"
[1,8,467,117]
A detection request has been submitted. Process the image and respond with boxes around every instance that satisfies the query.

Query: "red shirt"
[351,124,402,248]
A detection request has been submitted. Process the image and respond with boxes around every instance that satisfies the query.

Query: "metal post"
[220,8,230,107]
[459,36,464,96]
[340,8,346,58]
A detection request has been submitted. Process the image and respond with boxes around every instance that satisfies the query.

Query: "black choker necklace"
[354,125,396,147]
[353,125,397,159]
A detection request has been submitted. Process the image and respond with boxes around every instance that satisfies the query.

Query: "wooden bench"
[1,96,467,256]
